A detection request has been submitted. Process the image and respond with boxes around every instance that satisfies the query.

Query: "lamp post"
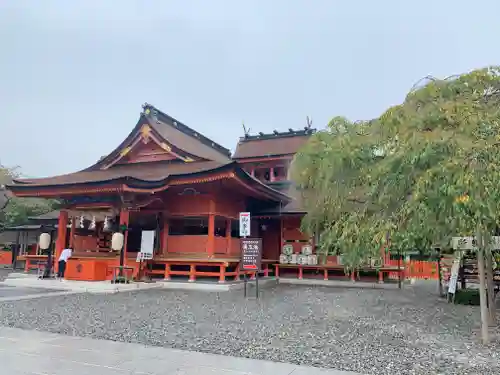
[38,230,54,278]
[111,231,126,283]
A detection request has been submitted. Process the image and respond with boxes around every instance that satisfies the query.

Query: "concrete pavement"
[0,326,361,375]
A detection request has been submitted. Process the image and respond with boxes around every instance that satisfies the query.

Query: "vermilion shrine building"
[7,104,314,282]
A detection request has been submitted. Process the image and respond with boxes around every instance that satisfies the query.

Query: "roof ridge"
[238,128,316,143]
[143,103,232,158]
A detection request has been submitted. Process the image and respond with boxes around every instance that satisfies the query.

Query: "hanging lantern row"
[65,215,114,231]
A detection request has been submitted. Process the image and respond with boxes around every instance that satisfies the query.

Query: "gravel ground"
[0,283,498,375]
[0,269,12,281]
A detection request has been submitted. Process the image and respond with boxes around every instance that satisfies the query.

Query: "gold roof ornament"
[160,142,171,152]
[140,124,152,143]
[141,124,151,138]
[120,146,131,157]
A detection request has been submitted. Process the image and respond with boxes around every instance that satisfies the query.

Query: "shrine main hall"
[6,104,315,282]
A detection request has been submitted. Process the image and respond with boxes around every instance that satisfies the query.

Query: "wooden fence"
[386,259,439,280]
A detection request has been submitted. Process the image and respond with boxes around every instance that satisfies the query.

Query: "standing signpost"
[239,212,263,298]
[241,238,263,298]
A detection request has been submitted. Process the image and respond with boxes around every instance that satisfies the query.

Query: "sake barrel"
[307,254,318,265]
[282,244,294,256]
[297,254,308,265]
[301,245,312,256]
[290,253,298,264]
[279,254,289,264]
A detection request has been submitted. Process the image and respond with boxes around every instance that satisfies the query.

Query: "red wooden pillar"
[162,218,169,255]
[189,264,196,282]
[119,209,130,262]
[207,200,215,257]
[207,214,215,256]
[54,211,68,273]
[225,218,231,254]
[69,217,76,249]
[219,265,226,283]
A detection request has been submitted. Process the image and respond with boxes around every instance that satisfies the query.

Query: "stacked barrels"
[279,244,318,265]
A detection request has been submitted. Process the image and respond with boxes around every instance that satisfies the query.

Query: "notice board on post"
[240,238,262,271]
[137,230,155,262]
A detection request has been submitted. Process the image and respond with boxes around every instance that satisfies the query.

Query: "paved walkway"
[0,326,360,375]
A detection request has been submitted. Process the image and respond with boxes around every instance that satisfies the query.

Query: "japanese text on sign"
[240,238,262,271]
[239,212,251,237]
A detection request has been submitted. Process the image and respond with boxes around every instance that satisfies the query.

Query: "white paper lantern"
[39,233,51,250]
[103,216,111,231]
[111,232,124,251]
[88,216,96,230]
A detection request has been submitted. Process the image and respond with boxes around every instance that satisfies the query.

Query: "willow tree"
[292,66,500,344]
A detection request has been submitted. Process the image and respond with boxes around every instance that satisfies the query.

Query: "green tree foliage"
[0,163,55,230]
[292,66,500,271]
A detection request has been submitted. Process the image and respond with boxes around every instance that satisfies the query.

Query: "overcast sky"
[1,0,499,177]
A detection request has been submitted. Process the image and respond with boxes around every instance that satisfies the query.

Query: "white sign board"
[452,236,500,250]
[136,230,155,262]
[239,212,251,237]
[447,252,462,294]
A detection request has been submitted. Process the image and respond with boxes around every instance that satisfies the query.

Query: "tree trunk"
[477,245,490,344]
[485,250,496,326]
[437,255,444,297]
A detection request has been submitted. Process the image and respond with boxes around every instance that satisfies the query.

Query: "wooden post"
[280,217,284,252]
[119,209,130,264]
[189,264,196,282]
[54,211,69,274]
[164,263,171,280]
[219,264,226,283]
[225,218,231,254]
[12,231,20,269]
[162,218,169,255]
[207,200,215,257]
[69,218,76,248]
